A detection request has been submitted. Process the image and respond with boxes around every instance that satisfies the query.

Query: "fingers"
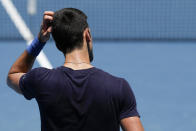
[44,11,54,16]
[43,11,54,23]
[47,26,52,33]
[42,11,54,31]
[44,15,53,21]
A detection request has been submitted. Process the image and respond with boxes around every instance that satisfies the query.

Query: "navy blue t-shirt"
[19,66,139,131]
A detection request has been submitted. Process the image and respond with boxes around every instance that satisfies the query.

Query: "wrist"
[26,37,46,57]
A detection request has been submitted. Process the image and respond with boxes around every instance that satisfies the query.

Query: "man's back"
[19,66,139,131]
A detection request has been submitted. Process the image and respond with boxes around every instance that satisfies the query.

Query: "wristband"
[26,37,46,57]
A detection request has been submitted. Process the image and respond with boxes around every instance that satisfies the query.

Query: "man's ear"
[84,28,92,42]
[87,28,92,40]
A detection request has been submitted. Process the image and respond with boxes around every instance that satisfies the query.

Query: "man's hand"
[38,11,54,43]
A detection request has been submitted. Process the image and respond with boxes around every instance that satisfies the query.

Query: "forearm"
[8,51,35,74]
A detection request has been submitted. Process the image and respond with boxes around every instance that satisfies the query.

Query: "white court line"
[0,0,53,69]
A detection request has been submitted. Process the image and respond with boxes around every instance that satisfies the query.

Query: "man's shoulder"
[95,67,124,82]
[30,66,62,73]
[27,66,62,78]
[31,66,50,71]
[28,67,50,75]
[24,67,64,85]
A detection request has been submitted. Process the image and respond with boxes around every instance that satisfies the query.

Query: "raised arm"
[7,11,54,94]
[121,116,144,131]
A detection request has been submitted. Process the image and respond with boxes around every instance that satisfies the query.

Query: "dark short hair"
[52,8,88,54]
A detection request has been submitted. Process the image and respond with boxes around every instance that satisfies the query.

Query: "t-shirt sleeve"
[119,79,140,120]
[19,68,40,100]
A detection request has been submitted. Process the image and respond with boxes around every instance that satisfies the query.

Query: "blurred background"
[0,0,196,131]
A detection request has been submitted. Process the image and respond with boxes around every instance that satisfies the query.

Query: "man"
[7,8,144,131]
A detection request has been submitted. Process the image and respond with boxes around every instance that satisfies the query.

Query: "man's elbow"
[7,74,12,87]
[6,74,22,94]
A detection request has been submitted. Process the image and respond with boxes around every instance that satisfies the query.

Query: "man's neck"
[63,48,93,70]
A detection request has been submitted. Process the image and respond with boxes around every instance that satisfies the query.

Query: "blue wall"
[0,0,196,40]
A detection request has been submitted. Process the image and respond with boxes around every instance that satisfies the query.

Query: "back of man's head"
[52,8,89,54]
